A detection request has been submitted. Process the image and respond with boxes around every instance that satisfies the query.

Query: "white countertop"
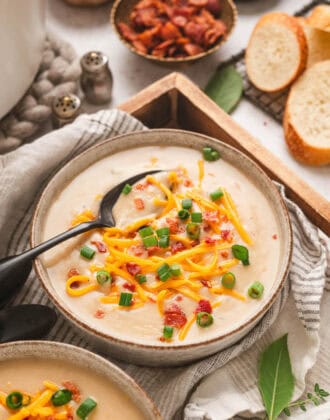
[46,0,330,200]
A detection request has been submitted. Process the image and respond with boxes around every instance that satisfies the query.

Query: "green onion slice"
[135,274,147,284]
[119,292,133,306]
[178,209,190,220]
[6,392,23,410]
[122,184,132,195]
[156,227,170,238]
[142,236,158,248]
[210,189,224,201]
[159,271,171,281]
[157,263,170,276]
[221,272,236,289]
[191,212,202,223]
[163,325,174,339]
[80,245,95,260]
[186,223,200,240]
[170,263,181,277]
[96,270,112,285]
[76,397,97,420]
[232,244,250,265]
[159,236,169,248]
[196,312,214,328]
[203,146,221,162]
[248,281,264,299]
[181,198,192,210]
[51,389,72,407]
[139,226,154,238]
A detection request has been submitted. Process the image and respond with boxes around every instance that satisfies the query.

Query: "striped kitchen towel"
[0,109,329,420]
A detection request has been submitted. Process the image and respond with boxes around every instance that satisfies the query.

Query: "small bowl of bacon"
[111,0,237,63]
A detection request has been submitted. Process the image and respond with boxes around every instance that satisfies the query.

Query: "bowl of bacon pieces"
[111,0,237,63]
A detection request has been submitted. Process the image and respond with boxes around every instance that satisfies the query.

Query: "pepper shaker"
[80,51,113,105]
[52,94,81,128]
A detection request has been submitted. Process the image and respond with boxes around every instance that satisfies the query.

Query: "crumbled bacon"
[272,234,278,240]
[134,182,148,191]
[62,381,81,403]
[203,210,219,223]
[94,309,105,319]
[220,250,229,258]
[166,217,180,234]
[204,236,216,245]
[134,198,145,210]
[126,262,142,276]
[175,295,183,302]
[221,229,233,242]
[195,299,212,314]
[67,268,79,278]
[91,241,107,253]
[147,245,162,256]
[183,178,193,187]
[123,282,136,292]
[130,245,147,257]
[164,304,187,328]
[171,241,186,254]
[70,281,80,289]
[201,279,211,288]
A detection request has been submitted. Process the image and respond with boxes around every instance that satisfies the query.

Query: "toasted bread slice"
[246,12,308,92]
[307,5,330,32]
[297,19,330,67]
[284,60,330,166]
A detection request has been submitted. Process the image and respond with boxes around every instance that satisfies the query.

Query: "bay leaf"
[258,334,294,420]
[204,65,243,113]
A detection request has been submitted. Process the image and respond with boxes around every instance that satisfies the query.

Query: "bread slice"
[307,5,330,32]
[297,19,330,67]
[246,12,308,92]
[284,60,330,165]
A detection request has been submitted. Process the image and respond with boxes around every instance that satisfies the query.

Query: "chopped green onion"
[163,325,174,339]
[80,245,95,260]
[159,236,169,248]
[6,392,23,410]
[186,223,200,240]
[248,281,264,299]
[139,226,154,238]
[221,272,236,289]
[178,209,190,220]
[182,198,192,210]
[156,227,170,238]
[170,263,181,277]
[96,270,112,285]
[76,397,97,420]
[196,312,214,327]
[157,263,171,282]
[51,389,72,407]
[232,244,250,265]
[142,236,158,248]
[203,146,221,162]
[191,212,202,223]
[119,292,133,306]
[159,271,171,281]
[135,274,147,284]
[122,183,132,195]
[210,189,224,201]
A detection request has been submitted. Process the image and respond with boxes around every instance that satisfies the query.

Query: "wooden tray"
[119,72,330,235]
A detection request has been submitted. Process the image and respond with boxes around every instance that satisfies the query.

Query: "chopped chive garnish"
[119,292,133,306]
[156,227,170,238]
[142,235,158,248]
[221,272,236,289]
[76,397,97,420]
[159,236,169,248]
[163,325,174,339]
[186,222,200,240]
[196,312,214,327]
[191,212,202,223]
[96,270,112,285]
[203,146,221,162]
[232,244,250,265]
[182,198,192,210]
[6,392,23,409]
[122,183,132,195]
[135,274,147,284]
[139,226,154,238]
[210,189,224,201]
[51,389,72,407]
[157,263,170,276]
[178,209,190,220]
[170,263,181,277]
[248,281,264,299]
[80,245,95,260]
[159,271,171,282]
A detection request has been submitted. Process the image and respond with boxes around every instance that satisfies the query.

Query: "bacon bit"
[123,282,136,292]
[159,336,166,342]
[164,304,187,328]
[166,217,180,234]
[134,198,145,210]
[195,299,212,314]
[70,281,80,289]
[62,381,81,403]
[130,245,146,257]
[175,295,183,302]
[272,234,278,240]
[221,229,233,242]
[147,246,162,256]
[203,222,211,232]
[201,279,211,288]
[91,241,107,253]
[67,268,79,278]
[220,250,229,258]
[94,309,105,319]
[126,262,142,276]
[134,182,148,191]
[171,241,186,254]
[172,15,188,27]
[204,236,216,245]
[183,178,193,187]
[203,210,219,223]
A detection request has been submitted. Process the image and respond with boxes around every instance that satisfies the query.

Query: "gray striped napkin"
[0,110,329,420]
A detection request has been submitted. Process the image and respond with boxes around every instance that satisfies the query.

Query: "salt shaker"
[52,94,81,128]
[80,51,113,105]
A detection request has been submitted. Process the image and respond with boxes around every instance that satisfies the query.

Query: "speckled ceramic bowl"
[31,129,292,367]
[0,340,161,419]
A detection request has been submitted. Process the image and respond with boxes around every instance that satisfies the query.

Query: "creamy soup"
[0,358,145,420]
[41,146,281,345]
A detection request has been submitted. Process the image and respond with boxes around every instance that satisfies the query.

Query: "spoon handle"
[0,220,103,307]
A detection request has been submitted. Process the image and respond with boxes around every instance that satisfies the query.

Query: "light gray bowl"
[0,340,161,419]
[31,129,292,366]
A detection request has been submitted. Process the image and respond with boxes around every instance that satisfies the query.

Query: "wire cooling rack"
[219,0,330,122]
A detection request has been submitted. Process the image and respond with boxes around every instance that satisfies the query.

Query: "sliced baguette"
[284,60,330,166]
[246,12,308,92]
[297,19,330,67]
[306,5,330,33]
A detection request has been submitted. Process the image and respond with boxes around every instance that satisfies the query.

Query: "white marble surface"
[46,0,330,200]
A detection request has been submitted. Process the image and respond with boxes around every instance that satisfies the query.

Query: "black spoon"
[0,170,160,308]
[0,304,57,343]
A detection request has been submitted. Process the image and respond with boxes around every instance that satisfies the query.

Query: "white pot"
[0,0,45,119]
